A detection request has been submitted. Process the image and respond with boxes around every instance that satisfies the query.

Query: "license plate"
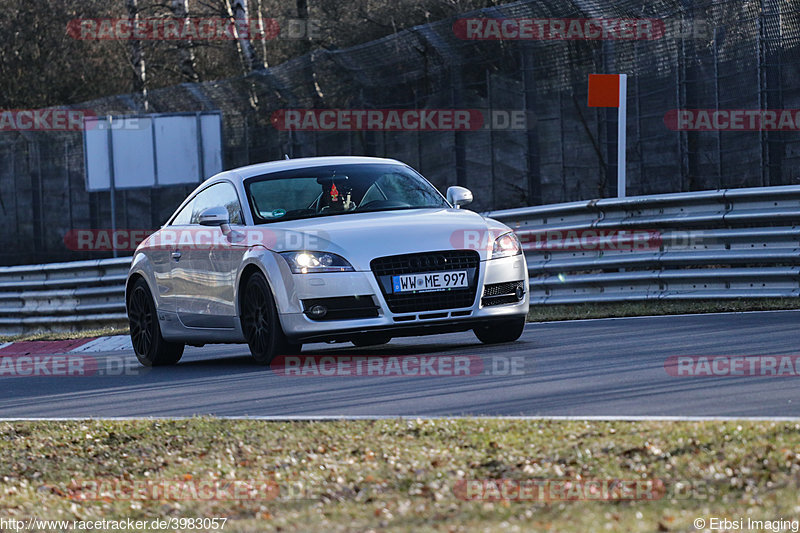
[392,271,469,293]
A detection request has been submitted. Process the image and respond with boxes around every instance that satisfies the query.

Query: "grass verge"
[528,298,800,322]
[1,419,798,532]
[1,299,798,343]
[0,326,129,344]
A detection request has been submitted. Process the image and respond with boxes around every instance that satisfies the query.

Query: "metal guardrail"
[486,184,800,304]
[0,256,131,336]
[1,184,798,334]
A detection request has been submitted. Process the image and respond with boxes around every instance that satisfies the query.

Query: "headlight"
[280,251,355,274]
[491,232,522,259]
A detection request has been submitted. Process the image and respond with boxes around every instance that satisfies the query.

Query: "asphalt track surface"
[1,310,799,418]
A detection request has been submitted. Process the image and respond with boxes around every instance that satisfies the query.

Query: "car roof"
[225,156,406,181]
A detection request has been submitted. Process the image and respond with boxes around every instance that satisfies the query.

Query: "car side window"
[190,182,244,225]
[170,200,194,226]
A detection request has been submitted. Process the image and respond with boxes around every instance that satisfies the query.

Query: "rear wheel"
[127,278,184,367]
[473,316,526,344]
[351,333,392,348]
[241,272,298,364]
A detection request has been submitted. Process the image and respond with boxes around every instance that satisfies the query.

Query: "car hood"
[257,208,512,269]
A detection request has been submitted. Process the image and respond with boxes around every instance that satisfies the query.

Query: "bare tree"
[254,0,268,68]
[171,0,199,82]
[225,0,264,73]
[125,0,148,110]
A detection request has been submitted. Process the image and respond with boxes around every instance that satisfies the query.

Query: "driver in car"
[319,180,356,213]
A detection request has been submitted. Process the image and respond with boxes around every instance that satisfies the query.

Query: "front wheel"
[240,272,297,364]
[473,316,526,344]
[127,278,184,367]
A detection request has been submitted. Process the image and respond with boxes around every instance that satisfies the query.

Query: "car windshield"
[244,163,450,224]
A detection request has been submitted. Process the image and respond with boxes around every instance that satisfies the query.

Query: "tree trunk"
[125,0,148,110]
[255,0,269,68]
[226,0,263,73]
[171,0,199,82]
[296,0,308,19]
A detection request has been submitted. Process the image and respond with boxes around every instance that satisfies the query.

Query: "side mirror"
[198,206,230,227]
[446,186,473,209]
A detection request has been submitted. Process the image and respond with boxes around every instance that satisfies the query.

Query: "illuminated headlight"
[280,251,355,274]
[491,232,522,259]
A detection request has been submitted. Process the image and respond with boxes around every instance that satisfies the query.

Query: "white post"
[106,116,118,258]
[617,74,627,198]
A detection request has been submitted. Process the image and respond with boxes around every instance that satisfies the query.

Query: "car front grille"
[371,250,480,314]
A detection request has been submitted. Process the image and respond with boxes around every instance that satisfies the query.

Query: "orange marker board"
[588,74,620,108]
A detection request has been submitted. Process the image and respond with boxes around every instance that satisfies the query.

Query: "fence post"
[451,70,467,188]
[64,139,74,236]
[521,44,541,206]
[105,118,118,258]
[759,0,784,187]
[486,71,496,209]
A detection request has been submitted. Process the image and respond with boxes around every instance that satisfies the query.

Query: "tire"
[127,278,184,367]
[240,272,297,364]
[351,333,392,348]
[473,316,526,344]
[282,342,304,355]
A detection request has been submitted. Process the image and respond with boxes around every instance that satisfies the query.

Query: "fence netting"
[1,0,798,264]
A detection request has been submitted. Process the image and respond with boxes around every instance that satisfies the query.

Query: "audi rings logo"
[409,255,447,270]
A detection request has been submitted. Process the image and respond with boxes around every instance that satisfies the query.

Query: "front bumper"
[277,253,529,343]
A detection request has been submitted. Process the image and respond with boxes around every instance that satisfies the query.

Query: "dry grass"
[1,419,798,532]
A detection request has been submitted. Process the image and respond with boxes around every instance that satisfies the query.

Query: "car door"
[154,197,194,316]
[175,181,249,329]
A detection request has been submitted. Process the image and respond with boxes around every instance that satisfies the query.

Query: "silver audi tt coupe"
[126,156,529,366]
